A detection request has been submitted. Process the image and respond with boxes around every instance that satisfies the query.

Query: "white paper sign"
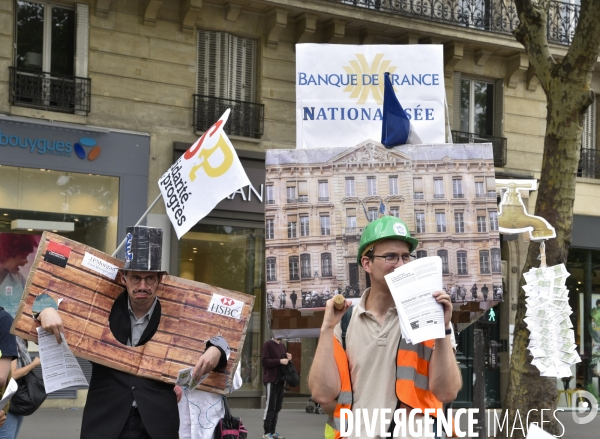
[81,252,119,280]
[296,44,446,149]
[207,293,244,320]
[158,109,251,239]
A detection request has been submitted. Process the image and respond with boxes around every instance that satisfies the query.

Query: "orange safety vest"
[331,335,442,438]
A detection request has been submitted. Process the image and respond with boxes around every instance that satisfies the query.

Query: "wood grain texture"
[11,232,254,395]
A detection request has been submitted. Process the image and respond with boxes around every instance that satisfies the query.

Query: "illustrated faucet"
[496,181,556,240]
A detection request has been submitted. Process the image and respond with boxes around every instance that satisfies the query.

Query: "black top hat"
[123,226,165,272]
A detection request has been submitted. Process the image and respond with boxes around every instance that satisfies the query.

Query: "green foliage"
[585,382,600,404]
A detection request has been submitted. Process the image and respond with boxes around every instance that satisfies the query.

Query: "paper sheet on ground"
[37,327,89,393]
[0,378,18,407]
[385,256,445,344]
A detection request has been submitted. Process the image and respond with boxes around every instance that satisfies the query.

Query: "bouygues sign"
[296,44,446,148]
[0,129,102,161]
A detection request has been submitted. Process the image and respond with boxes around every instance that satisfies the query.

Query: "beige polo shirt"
[333,289,456,439]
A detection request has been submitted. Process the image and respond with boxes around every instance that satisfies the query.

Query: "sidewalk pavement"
[18,407,600,438]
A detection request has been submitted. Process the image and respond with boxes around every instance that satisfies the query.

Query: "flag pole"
[111,194,163,257]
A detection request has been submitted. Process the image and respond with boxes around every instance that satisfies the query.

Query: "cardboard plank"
[11,232,254,395]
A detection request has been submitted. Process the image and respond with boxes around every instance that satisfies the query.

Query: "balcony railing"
[193,94,264,139]
[298,195,309,203]
[451,130,507,168]
[343,227,365,237]
[9,67,91,114]
[579,148,600,179]
[333,0,578,46]
[318,196,330,202]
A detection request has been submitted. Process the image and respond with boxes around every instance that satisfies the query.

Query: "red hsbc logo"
[221,297,235,306]
[208,293,244,320]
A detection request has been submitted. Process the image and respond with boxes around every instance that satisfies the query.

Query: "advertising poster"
[296,44,446,149]
[265,141,502,337]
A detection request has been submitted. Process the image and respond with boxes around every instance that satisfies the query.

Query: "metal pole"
[111,194,163,257]
[473,324,487,439]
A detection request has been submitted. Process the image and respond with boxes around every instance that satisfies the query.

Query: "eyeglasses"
[126,275,159,285]
[371,253,413,264]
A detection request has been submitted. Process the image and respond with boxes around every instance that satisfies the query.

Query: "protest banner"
[296,44,446,149]
[158,109,250,239]
[11,232,254,395]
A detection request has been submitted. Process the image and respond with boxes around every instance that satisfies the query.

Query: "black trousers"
[117,407,152,439]
[263,382,285,434]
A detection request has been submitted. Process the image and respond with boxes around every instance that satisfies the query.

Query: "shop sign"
[0,128,102,161]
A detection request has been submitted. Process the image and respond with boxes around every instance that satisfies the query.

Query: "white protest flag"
[158,109,251,238]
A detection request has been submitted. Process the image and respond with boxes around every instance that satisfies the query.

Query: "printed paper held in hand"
[384,256,446,344]
[36,327,89,394]
[0,378,18,407]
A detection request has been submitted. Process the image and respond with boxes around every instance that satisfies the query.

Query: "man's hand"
[432,290,453,329]
[38,308,64,344]
[0,409,6,427]
[174,385,183,403]
[192,346,221,382]
[321,297,351,331]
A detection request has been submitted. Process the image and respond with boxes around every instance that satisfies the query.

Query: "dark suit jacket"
[81,291,178,439]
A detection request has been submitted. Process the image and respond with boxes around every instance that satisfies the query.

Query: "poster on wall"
[0,233,41,318]
[265,141,502,337]
[591,293,600,375]
[296,44,446,149]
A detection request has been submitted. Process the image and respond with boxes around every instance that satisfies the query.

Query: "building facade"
[1,0,599,409]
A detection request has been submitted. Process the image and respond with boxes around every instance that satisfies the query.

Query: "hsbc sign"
[208,293,245,319]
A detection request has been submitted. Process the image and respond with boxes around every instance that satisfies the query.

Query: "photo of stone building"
[265,140,502,312]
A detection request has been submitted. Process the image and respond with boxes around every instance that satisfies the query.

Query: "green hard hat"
[357,216,418,264]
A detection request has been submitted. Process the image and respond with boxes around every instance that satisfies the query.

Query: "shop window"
[267,257,276,281]
[196,30,262,138]
[12,1,90,114]
[300,216,309,237]
[300,254,311,279]
[455,211,465,233]
[318,180,329,201]
[321,253,332,277]
[266,218,274,240]
[266,185,275,205]
[416,211,425,233]
[436,211,446,233]
[367,176,377,196]
[477,210,487,232]
[491,248,501,273]
[489,210,499,232]
[413,177,424,199]
[438,250,449,274]
[416,250,427,259]
[480,250,491,274]
[453,178,464,198]
[457,250,468,275]
[345,177,355,197]
[289,256,299,281]
[434,178,444,199]
[320,215,330,235]
[389,176,398,195]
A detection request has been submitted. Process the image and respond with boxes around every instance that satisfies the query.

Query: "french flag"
[381,72,422,148]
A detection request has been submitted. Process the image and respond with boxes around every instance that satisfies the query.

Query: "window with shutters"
[389,176,399,195]
[300,254,311,279]
[196,30,262,138]
[413,178,424,199]
[438,250,449,273]
[457,250,468,275]
[580,101,598,178]
[12,1,90,113]
[321,253,332,277]
[298,181,308,203]
[266,257,276,281]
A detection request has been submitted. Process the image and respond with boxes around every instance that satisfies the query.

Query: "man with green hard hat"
[309,215,462,439]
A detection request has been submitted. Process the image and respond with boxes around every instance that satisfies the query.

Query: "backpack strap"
[341,305,354,351]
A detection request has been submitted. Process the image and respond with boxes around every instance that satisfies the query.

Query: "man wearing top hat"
[35,226,230,439]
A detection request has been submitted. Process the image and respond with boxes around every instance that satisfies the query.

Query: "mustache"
[133,289,151,295]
